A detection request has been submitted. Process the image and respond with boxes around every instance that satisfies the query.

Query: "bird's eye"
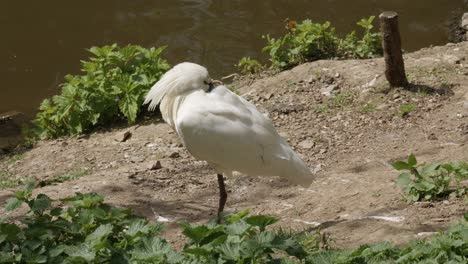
[203,80,208,85]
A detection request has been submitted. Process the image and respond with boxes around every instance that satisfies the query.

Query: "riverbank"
[1,41,467,248]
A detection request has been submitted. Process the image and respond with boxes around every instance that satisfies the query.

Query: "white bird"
[144,62,314,219]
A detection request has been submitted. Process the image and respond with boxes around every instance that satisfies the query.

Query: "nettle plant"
[262,16,382,70]
[1,182,172,263]
[34,44,170,139]
[0,183,306,264]
[392,154,468,202]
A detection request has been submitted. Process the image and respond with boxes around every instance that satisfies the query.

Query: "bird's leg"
[217,173,227,223]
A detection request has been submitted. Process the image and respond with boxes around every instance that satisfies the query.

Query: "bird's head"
[144,62,214,111]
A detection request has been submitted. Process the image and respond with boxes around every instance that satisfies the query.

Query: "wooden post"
[379,11,409,88]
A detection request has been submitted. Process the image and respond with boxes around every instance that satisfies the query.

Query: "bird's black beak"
[208,82,215,92]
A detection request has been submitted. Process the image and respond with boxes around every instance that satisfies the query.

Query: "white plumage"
[144,62,314,216]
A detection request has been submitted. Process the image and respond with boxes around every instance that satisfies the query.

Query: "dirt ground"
[1,42,467,249]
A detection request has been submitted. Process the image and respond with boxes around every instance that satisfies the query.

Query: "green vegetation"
[262,16,382,70]
[40,168,89,186]
[392,154,468,202]
[398,103,416,117]
[0,170,22,189]
[360,103,377,113]
[6,154,23,164]
[313,91,355,114]
[236,57,264,74]
[34,44,170,139]
[1,182,467,263]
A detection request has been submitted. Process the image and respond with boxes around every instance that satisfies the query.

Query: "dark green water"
[1,0,466,116]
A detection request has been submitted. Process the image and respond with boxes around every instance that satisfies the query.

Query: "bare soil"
[1,42,467,249]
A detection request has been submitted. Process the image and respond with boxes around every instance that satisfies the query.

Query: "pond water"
[1,0,466,116]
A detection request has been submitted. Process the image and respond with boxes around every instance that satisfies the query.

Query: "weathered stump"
[379,11,409,88]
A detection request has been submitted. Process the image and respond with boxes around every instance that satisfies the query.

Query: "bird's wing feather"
[175,86,313,186]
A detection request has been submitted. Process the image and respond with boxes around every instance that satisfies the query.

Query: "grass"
[6,153,24,164]
[360,103,377,113]
[398,103,417,117]
[40,168,89,186]
[314,91,356,115]
[314,104,330,114]
[0,170,23,189]
[330,91,355,108]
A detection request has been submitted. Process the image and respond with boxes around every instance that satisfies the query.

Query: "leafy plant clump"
[1,182,467,263]
[236,57,264,74]
[262,16,382,69]
[1,181,170,263]
[34,44,170,139]
[392,154,468,202]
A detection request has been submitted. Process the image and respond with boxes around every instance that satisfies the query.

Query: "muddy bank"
[1,41,467,248]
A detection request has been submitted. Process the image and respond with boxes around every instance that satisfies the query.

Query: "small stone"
[264,93,274,100]
[115,131,132,142]
[169,152,180,158]
[416,232,437,238]
[298,139,315,149]
[463,101,468,109]
[320,84,338,97]
[427,133,438,140]
[149,161,162,170]
[442,54,461,64]
[461,13,468,30]
[334,73,340,78]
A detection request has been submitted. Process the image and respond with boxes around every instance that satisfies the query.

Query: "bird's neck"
[160,93,187,129]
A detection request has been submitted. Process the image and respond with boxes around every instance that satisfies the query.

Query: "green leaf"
[407,154,417,166]
[180,224,211,244]
[0,252,16,263]
[218,242,242,260]
[246,215,279,231]
[226,220,251,236]
[30,194,52,214]
[5,198,22,212]
[226,210,249,224]
[125,219,151,237]
[86,224,113,242]
[396,173,412,186]
[0,223,21,242]
[392,161,412,171]
[65,243,96,261]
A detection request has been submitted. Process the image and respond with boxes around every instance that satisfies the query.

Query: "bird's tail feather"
[276,145,315,187]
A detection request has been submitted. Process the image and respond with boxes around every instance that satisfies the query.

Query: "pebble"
[321,84,338,97]
[148,161,162,170]
[169,152,180,158]
[115,131,132,142]
[298,139,315,149]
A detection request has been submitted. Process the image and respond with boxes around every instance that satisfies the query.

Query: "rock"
[115,131,132,142]
[442,54,461,64]
[463,101,468,110]
[461,13,468,30]
[427,133,438,141]
[0,111,28,150]
[169,152,180,158]
[148,161,162,170]
[306,76,316,84]
[298,139,315,149]
[320,84,338,97]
